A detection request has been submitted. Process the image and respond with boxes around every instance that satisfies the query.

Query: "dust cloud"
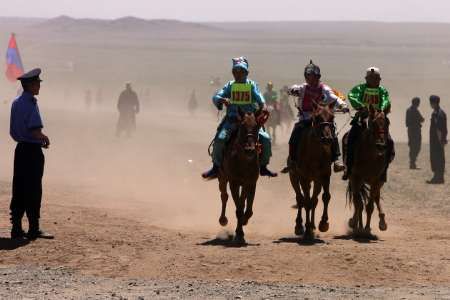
[0,18,448,237]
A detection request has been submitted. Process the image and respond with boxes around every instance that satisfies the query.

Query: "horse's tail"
[346,182,370,208]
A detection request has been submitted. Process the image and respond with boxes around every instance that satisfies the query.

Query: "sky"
[1,0,450,23]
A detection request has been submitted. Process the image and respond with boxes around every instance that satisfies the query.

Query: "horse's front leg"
[218,177,229,226]
[230,182,246,244]
[365,184,376,234]
[319,176,331,232]
[311,181,322,231]
[350,178,364,233]
[374,184,387,231]
[243,183,256,226]
[290,172,304,235]
[300,179,313,239]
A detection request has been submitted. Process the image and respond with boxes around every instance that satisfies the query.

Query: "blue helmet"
[232,57,249,73]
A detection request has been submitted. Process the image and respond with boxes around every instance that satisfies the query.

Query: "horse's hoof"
[379,220,387,231]
[379,214,387,231]
[303,229,314,241]
[348,218,355,229]
[295,224,305,236]
[233,234,246,245]
[219,216,228,227]
[242,211,253,226]
[319,221,329,232]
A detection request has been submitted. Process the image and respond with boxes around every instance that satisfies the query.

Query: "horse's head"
[312,101,335,145]
[236,109,261,158]
[368,105,388,156]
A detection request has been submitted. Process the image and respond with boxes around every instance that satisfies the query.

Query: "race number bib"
[363,88,380,107]
[231,83,252,105]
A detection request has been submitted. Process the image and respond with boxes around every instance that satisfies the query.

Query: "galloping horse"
[289,102,336,239]
[344,106,389,235]
[218,110,268,244]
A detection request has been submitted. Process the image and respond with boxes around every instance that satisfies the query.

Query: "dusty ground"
[0,108,449,299]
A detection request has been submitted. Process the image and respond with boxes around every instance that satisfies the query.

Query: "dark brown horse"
[289,102,336,239]
[344,106,389,236]
[218,110,267,244]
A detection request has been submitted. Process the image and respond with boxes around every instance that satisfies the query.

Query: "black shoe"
[260,166,278,177]
[410,163,418,169]
[426,178,444,184]
[201,165,219,180]
[280,166,290,174]
[260,165,278,177]
[281,158,295,174]
[26,230,54,240]
[11,228,26,239]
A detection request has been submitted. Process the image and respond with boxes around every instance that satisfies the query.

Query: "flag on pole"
[5,33,24,82]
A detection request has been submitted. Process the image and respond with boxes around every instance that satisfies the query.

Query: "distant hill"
[33,15,220,36]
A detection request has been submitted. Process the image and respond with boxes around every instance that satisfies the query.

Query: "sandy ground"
[0,107,448,299]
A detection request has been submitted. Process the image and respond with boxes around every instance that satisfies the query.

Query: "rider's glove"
[341,107,350,113]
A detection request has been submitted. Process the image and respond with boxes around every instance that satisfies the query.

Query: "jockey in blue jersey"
[202,57,277,180]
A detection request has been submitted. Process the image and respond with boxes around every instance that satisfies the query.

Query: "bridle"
[369,109,387,147]
[311,101,335,144]
[234,112,263,154]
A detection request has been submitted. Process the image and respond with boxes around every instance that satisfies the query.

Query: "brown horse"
[344,106,389,236]
[289,102,336,239]
[218,110,267,244]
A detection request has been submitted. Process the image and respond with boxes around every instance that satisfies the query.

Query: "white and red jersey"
[288,82,347,121]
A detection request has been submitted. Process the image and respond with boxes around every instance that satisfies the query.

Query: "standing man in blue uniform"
[10,68,53,240]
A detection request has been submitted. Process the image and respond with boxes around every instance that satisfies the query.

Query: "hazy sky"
[2,0,450,23]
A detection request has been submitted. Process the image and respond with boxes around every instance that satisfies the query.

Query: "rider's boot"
[260,165,278,177]
[201,164,219,180]
[281,144,296,174]
[332,137,345,173]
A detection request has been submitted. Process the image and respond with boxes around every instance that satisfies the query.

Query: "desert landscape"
[0,17,449,299]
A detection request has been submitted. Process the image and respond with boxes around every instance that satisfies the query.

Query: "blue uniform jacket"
[212,79,265,120]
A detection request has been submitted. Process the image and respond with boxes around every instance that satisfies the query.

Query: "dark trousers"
[408,128,421,165]
[10,143,45,230]
[430,142,445,180]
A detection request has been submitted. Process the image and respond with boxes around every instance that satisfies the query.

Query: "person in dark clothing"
[406,97,425,169]
[427,95,447,184]
[10,68,53,240]
[116,83,140,137]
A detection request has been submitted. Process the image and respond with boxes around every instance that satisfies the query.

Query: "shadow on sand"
[198,236,260,248]
[0,237,30,250]
[273,236,326,246]
[334,233,381,243]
